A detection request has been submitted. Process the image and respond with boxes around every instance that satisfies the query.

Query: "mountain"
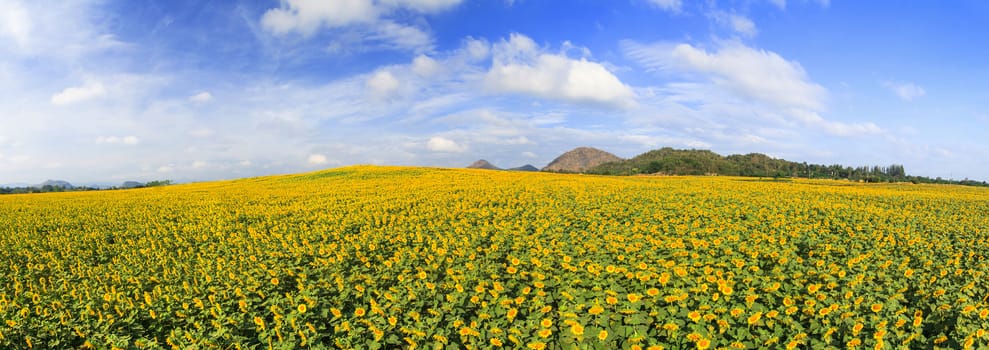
[38,180,74,189]
[121,181,144,189]
[509,164,539,172]
[467,159,500,170]
[542,147,622,173]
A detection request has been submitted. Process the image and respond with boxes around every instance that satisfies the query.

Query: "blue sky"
[2,0,988,184]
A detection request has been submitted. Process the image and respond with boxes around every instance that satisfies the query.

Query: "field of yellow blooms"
[1,165,988,349]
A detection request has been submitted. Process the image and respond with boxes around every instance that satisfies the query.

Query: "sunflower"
[597,330,608,341]
[870,303,883,313]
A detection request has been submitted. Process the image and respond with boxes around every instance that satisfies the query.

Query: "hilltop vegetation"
[586,147,986,186]
[1,166,988,348]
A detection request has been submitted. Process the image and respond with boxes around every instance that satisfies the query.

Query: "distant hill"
[509,164,539,172]
[467,159,500,170]
[584,147,948,184]
[542,147,622,173]
[38,180,74,189]
[121,181,144,189]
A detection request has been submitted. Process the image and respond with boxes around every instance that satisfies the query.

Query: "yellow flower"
[647,288,660,297]
[870,303,883,313]
[588,304,604,315]
[847,338,861,347]
[507,308,518,320]
[297,304,307,313]
[663,323,679,331]
[688,311,702,322]
[628,293,641,303]
[696,338,711,350]
[747,312,762,325]
[270,277,279,285]
[459,327,473,337]
[852,323,863,335]
[807,284,821,294]
[571,323,585,336]
[766,310,779,318]
[527,342,547,350]
[388,316,398,326]
[354,308,366,317]
[979,309,989,319]
[730,308,744,317]
[606,296,619,305]
[330,308,342,318]
[538,329,552,338]
[490,338,503,347]
[785,306,798,315]
[597,329,608,341]
[254,316,265,330]
[962,305,976,313]
[540,318,552,328]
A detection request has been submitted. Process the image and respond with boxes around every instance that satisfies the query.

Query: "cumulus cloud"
[51,82,106,106]
[426,136,465,152]
[366,70,401,98]
[624,41,826,111]
[307,153,329,165]
[882,81,925,101]
[485,33,636,108]
[189,91,213,103]
[648,0,683,13]
[96,136,139,145]
[622,40,883,136]
[261,0,378,36]
[412,55,442,77]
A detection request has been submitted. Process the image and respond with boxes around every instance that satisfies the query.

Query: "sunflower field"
[1,166,988,349]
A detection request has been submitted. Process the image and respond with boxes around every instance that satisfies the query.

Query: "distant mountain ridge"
[509,164,539,172]
[542,147,622,173]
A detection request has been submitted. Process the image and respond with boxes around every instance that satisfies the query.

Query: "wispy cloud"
[882,81,926,101]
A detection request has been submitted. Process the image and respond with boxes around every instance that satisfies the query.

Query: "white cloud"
[261,0,378,36]
[157,165,174,173]
[0,0,31,48]
[260,0,462,53]
[882,81,925,101]
[366,70,401,98]
[463,37,490,61]
[426,136,465,152]
[189,91,213,103]
[307,153,329,165]
[412,55,442,77]
[622,40,884,137]
[624,41,826,111]
[712,12,757,38]
[96,136,139,145]
[189,128,214,137]
[51,82,106,106]
[485,33,636,108]
[366,20,432,53]
[521,151,537,158]
[648,0,683,13]
[379,0,463,12]
[0,2,124,58]
[191,160,208,169]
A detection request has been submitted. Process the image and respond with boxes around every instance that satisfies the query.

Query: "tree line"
[0,180,173,195]
[585,148,987,186]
